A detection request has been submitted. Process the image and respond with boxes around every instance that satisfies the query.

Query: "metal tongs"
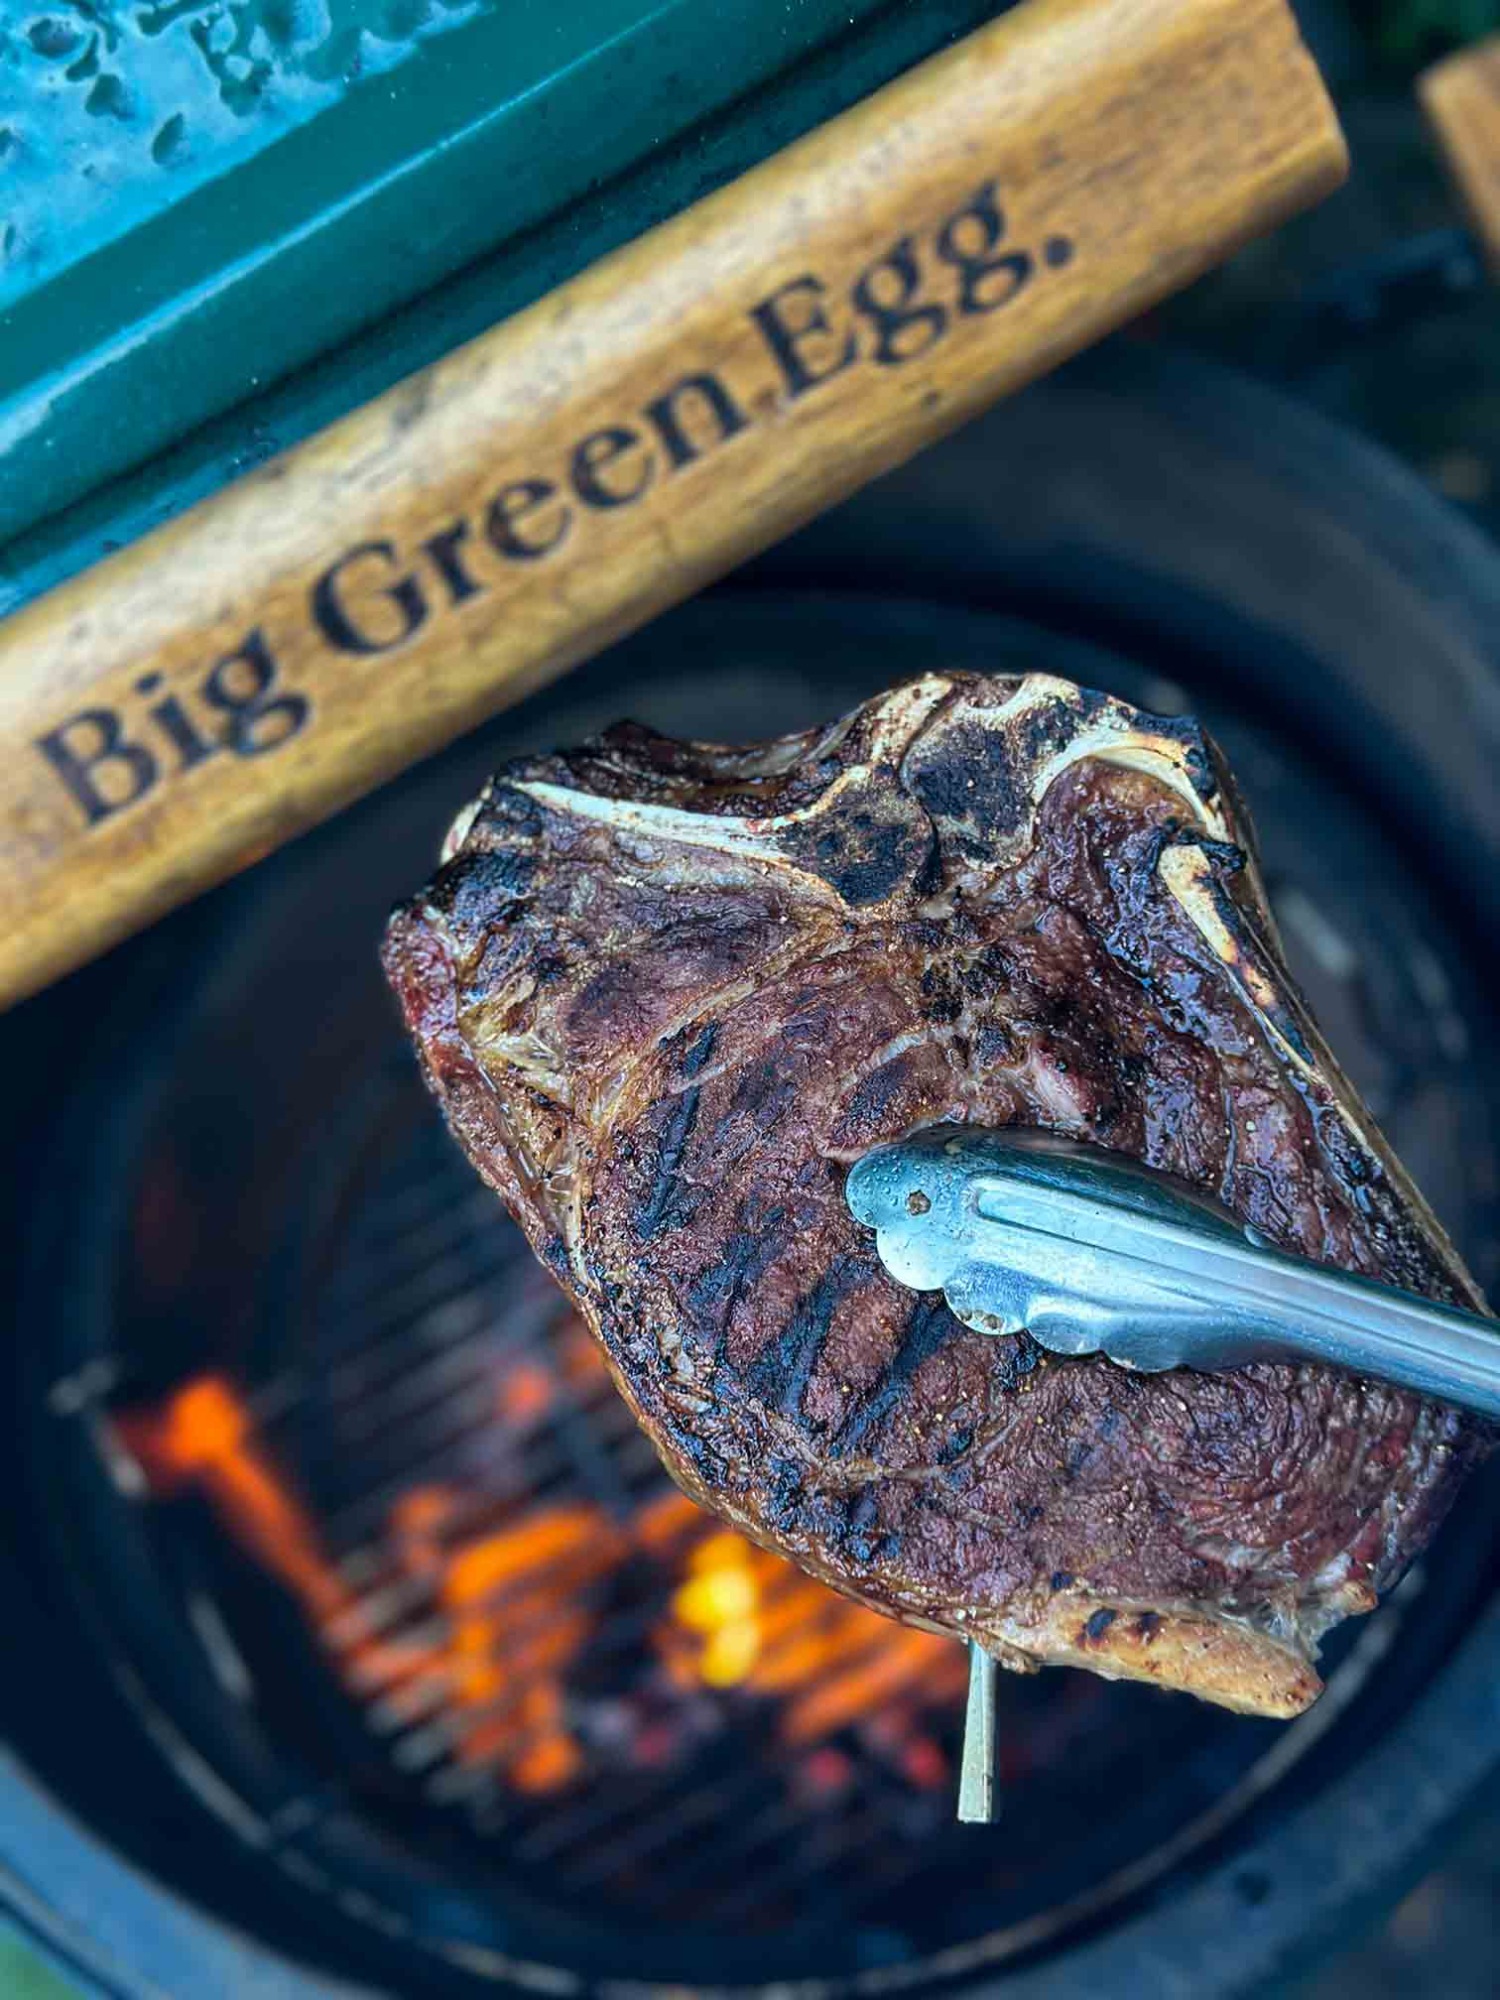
[844,1126,1500,1822]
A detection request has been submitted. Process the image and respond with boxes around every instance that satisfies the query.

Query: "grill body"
[3,344,1500,1998]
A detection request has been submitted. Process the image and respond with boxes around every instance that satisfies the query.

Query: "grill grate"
[112,1068,980,1932]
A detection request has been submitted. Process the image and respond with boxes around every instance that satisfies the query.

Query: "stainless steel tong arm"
[845,1128,1500,1418]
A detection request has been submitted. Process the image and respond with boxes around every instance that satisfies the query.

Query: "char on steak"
[383,672,1491,1716]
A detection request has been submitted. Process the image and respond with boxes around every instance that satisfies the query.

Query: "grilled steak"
[383,672,1491,1716]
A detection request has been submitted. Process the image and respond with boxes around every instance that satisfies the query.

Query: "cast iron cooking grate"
[294,1082,972,1922]
[109,1061,1168,1938]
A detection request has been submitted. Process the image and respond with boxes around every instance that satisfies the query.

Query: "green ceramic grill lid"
[0,0,1000,609]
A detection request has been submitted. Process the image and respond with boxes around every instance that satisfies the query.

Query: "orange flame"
[117,1377,351,1628]
[114,1362,964,1798]
[115,1378,597,1792]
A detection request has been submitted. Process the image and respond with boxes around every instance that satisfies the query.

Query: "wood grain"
[1422,34,1500,273]
[0,0,1345,1011]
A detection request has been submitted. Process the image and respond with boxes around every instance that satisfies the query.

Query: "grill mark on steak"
[832,1292,969,1458]
[684,1200,791,1355]
[384,670,1493,1719]
[636,1085,702,1241]
[744,1251,873,1420]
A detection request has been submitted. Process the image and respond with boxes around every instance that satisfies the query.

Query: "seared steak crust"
[383,673,1490,1716]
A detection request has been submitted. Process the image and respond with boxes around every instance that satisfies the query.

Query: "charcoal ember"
[383,672,1491,1717]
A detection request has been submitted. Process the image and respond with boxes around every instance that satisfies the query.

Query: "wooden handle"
[0,0,1343,1010]
[1421,34,1500,274]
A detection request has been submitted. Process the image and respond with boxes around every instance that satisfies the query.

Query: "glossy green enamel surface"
[1,1,485,311]
[0,0,915,545]
[0,0,999,615]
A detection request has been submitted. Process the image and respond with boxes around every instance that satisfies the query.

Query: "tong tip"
[957,1640,999,1824]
